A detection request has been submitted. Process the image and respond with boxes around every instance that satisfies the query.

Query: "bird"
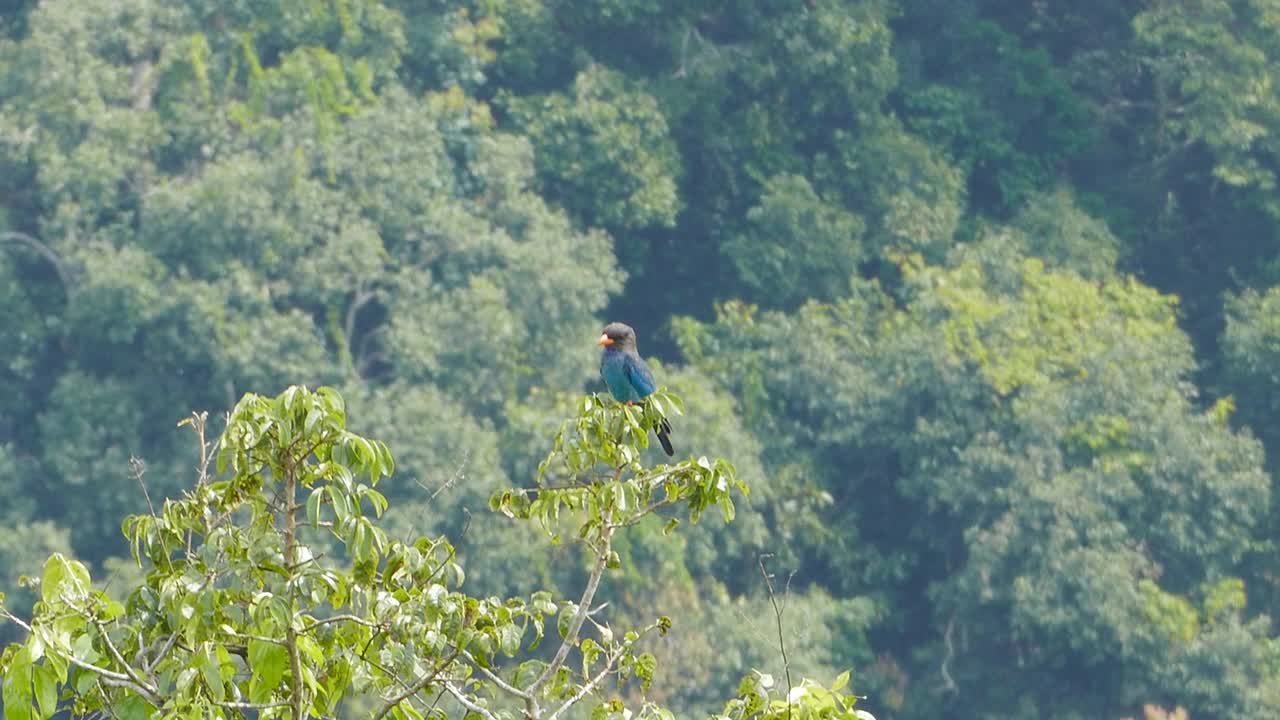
[597,322,675,456]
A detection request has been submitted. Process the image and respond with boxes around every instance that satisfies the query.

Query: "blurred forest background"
[4,0,1280,717]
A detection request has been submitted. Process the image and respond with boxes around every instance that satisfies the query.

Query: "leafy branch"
[0,385,866,720]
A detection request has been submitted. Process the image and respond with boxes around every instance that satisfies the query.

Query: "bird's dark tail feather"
[656,417,674,457]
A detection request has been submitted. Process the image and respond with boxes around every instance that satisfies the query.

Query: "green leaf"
[557,604,576,639]
[304,408,322,436]
[117,695,148,720]
[198,647,224,702]
[298,635,326,665]
[719,496,735,523]
[832,670,850,692]
[31,664,56,720]
[635,652,657,690]
[531,591,557,615]
[307,487,325,526]
[498,623,522,656]
[248,639,288,701]
[4,646,33,720]
[41,554,89,605]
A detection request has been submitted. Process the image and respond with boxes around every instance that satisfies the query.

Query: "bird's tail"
[656,416,674,457]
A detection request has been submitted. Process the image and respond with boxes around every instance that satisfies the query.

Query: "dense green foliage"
[1,386,869,720]
[4,0,1280,717]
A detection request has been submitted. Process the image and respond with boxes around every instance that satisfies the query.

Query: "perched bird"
[598,322,675,456]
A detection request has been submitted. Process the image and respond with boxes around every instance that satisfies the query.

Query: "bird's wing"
[600,353,633,402]
[623,352,658,398]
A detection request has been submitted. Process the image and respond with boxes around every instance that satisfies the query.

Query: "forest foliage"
[4,1,1280,718]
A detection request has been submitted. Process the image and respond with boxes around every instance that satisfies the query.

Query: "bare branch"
[759,554,794,720]
[461,650,530,699]
[345,283,375,357]
[143,632,181,676]
[616,497,676,528]
[94,671,164,703]
[301,614,381,633]
[939,613,958,695]
[185,411,215,486]
[1,608,163,707]
[129,456,155,517]
[369,648,462,720]
[283,465,305,720]
[414,451,470,508]
[1,230,74,294]
[221,627,291,647]
[0,608,33,633]
[528,518,615,697]
[546,626,654,720]
[354,650,433,708]
[214,700,292,711]
[130,59,154,111]
[443,681,501,720]
[90,616,161,703]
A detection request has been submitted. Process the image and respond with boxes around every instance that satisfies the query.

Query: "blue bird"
[598,322,675,456]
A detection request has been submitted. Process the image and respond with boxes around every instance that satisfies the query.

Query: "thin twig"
[369,648,462,720]
[282,464,305,720]
[345,283,378,381]
[129,456,155,516]
[759,554,794,720]
[528,509,616,697]
[356,651,434,707]
[302,614,381,633]
[415,451,470,507]
[617,497,676,528]
[939,613,958,695]
[144,632,181,676]
[426,689,447,717]
[461,650,530,699]
[443,681,500,720]
[546,620,661,720]
[221,627,291,647]
[1,230,74,294]
[90,616,159,698]
[345,283,374,356]
[3,609,162,705]
[545,644,628,720]
[214,700,292,711]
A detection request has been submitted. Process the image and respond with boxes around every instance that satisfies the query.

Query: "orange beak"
[597,333,614,346]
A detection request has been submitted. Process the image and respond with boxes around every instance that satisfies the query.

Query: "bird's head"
[598,322,638,351]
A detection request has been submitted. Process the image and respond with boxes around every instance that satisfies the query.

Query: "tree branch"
[214,700,292,711]
[443,681,500,720]
[89,617,162,704]
[130,59,154,111]
[939,613,958,695]
[301,614,381,633]
[1,609,163,707]
[282,465,305,720]
[144,632,181,676]
[527,516,615,697]
[759,554,794,720]
[345,283,374,356]
[355,651,436,711]
[461,650,530,699]
[545,643,628,720]
[369,648,462,720]
[0,230,74,294]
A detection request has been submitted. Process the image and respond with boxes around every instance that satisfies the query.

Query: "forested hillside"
[3,1,1280,717]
